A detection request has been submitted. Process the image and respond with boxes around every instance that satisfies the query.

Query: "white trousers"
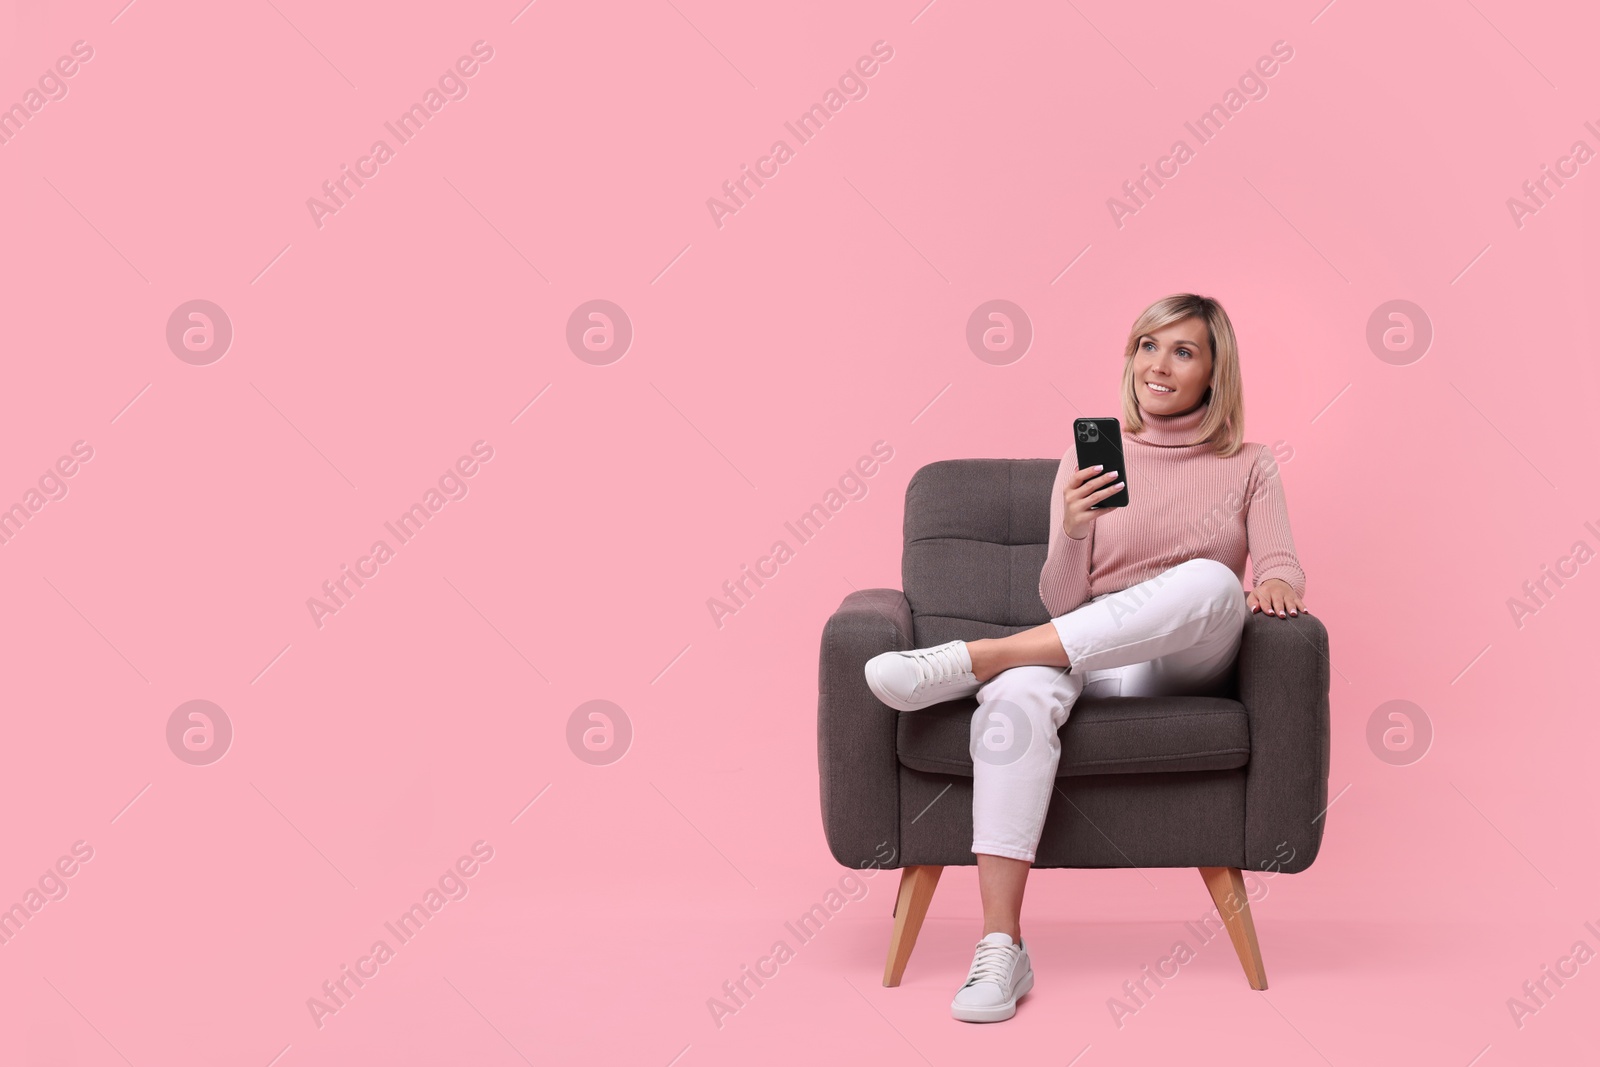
[969,558,1250,863]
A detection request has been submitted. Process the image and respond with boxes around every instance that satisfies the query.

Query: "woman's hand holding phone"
[1062,465,1125,540]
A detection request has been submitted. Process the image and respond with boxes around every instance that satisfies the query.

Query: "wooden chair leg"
[1198,866,1268,990]
[883,865,942,987]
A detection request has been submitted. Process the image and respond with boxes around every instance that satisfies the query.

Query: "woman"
[863,292,1308,1023]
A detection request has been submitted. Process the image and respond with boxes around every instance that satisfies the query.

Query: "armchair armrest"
[817,588,912,871]
[1234,611,1332,874]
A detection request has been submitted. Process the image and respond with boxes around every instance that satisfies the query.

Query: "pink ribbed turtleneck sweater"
[1038,400,1306,617]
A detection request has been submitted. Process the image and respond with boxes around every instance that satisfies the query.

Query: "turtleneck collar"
[1129,399,1211,447]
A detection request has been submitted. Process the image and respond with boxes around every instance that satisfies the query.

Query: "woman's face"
[1133,316,1213,416]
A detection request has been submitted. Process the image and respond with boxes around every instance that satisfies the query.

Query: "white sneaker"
[952,931,1034,1023]
[863,640,980,712]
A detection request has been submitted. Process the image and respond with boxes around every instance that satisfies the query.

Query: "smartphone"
[1073,417,1129,509]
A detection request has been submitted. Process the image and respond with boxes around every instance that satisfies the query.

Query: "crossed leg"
[966,558,1251,942]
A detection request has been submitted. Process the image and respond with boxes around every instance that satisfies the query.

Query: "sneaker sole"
[951,967,1034,1023]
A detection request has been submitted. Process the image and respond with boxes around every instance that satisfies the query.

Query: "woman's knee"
[1173,557,1246,609]
[974,665,1081,726]
[978,664,1076,701]
[971,674,1077,767]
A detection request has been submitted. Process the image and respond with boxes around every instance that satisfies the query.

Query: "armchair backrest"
[902,458,1058,647]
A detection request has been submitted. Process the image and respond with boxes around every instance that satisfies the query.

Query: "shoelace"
[912,644,969,689]
[963,940,1018,988]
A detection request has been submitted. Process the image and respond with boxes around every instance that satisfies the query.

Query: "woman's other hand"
[1247,578,1306,619]
[1062,464,1125,540]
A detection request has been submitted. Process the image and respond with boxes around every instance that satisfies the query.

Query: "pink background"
[2,0,1597,1063]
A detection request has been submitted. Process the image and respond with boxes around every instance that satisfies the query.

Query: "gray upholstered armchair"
[818,458,1331,990]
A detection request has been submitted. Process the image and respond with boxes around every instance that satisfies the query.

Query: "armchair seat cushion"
[895,694,1251,778]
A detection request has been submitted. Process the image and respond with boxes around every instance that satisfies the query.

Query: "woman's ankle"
[966,639,1000,682]
[965,633,1070,683]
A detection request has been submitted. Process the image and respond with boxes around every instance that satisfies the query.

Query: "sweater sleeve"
[1244,445,1306,597]
[1038,448,1094,617]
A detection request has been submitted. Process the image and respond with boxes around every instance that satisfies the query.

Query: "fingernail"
[1107,470,1119,478]
[1290,610,1298,616]
[1094,464,1104,471]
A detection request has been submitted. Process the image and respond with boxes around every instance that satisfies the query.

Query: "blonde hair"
[1119,293,1244,457]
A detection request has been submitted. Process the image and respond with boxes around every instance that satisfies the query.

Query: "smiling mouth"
[1145,382,1176,394]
